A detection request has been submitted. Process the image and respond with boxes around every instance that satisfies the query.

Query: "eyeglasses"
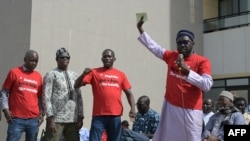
[59,56,70,60]
[177,40,191,46]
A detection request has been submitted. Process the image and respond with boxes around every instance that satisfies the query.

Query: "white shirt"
[203,111,214,126]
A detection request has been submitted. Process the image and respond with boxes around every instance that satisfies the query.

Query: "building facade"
[203,0,250,109]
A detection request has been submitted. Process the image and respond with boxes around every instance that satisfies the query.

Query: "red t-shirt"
[2,66,42,118]
[83,67,131,116]
[163,51,211,110]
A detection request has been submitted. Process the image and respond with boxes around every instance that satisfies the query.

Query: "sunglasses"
[177,40,191,46]
[59,56,70,60]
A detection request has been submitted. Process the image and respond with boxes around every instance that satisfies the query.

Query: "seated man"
[121,95,160,141]
[202,91,246,141]
[233,97,250,125]
[132,95,160,138]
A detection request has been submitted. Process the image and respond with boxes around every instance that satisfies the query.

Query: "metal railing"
[203,11,250,33]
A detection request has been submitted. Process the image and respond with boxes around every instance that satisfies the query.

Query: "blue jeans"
[7,118,39,141]
[89,116,121,141]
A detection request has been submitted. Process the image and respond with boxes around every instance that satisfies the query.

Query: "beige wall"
[203,0,218,19]
[170,0,203,54]
[0,0,32,140]
[0,0,203,140]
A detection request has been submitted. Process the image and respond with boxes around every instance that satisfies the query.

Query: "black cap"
[56,47,70,59]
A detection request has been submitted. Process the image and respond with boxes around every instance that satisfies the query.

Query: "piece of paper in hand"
[136,12,148,22]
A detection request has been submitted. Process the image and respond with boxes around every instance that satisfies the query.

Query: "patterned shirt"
[43,68,83,122]
[132,108,160,134]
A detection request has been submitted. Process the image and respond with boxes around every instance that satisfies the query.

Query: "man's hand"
[176,58,190,75]
[83,68,91,75]
[3,109,12,124]
[76,116,84,130]
[208,135,220,141]
[202,135,220,141]
[74,68,92,88]
[46,116,57,133]
[137,16,144,34]
[129,110,136,122]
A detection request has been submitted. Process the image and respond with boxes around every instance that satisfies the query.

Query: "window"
[219,0,250,16]
[204,77,250,104]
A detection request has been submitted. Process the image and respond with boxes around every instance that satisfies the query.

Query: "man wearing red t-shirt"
[136,17,213,141]
[74,49,136,141]
[0,50,44,141]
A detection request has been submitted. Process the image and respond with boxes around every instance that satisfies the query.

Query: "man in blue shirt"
[132,95,160,138]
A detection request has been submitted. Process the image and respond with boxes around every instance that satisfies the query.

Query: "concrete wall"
[0,0,32,83]
[0,0,32,140]
[170,0,203,55]
[0,0,203,140]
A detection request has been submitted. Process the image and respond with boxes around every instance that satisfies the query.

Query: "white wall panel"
[223,29,246,73]
[204,32,224,74]
[204,26,250,76]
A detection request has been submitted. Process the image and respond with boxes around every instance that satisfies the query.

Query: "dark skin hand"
[175,54,190,75]
[137,16,145,34]
[3,109,13,124]
[124,89,136,119]
[76,116,84,130]
[47,116,57,133]
[74,68,92,88]
[202,135,220,141]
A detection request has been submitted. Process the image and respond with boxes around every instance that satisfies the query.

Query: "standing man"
[43,47,84,141]
[136,17,213,141]
[203,98,214,126]
[74,49,136,141]
[0,50,44,141]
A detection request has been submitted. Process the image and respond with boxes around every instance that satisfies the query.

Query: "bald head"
[25,50,38,58]
[24,50,39,71]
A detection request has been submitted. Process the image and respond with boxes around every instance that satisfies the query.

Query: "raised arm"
[74,68,91,88]
[137,16,166,59]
